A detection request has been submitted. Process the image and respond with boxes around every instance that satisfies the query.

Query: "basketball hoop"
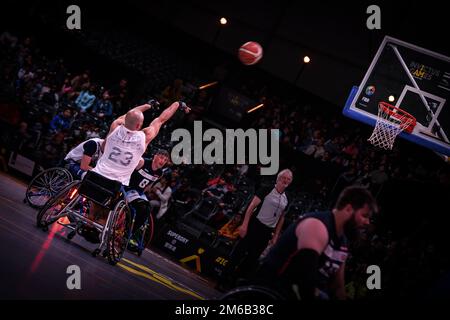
[368,102,416,150]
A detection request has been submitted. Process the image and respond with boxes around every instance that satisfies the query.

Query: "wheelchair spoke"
[48,170,60,186]
[52,179,68,191]
[42,172,51,186]
[33,177,47,188]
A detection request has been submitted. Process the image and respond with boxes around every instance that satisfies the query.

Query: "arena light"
[247,103,264,113]
[198,81,218,90]
[303,56,311,64]
[220,17,227,25]
[388,95,395,102]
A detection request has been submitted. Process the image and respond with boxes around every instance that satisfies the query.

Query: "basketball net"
[368,102,416,150]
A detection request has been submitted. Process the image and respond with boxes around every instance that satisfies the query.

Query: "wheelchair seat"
[78,171,122,209]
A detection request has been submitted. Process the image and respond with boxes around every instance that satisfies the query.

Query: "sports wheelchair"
[36,171,133,265]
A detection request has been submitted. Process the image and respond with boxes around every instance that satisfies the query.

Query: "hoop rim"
[378,101,417,133]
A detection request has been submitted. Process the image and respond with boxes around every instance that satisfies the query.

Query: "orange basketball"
[238,41,263,65]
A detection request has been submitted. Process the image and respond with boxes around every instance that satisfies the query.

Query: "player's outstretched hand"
[148,98,160,108]
[178,101,191,114]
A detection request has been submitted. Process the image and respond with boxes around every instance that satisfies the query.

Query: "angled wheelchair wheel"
[137,212,154,257]
[220,285,285,301]
[36,181,81,230]
[106,200,132,265]
[26,167,73,208]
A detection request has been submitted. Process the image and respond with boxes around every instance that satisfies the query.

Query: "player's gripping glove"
[147,98,160,109]
[178,101,189,112]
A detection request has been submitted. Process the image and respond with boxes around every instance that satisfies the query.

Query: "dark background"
[2,0,447,108]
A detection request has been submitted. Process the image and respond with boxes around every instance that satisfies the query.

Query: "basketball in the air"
[238,41,263,65]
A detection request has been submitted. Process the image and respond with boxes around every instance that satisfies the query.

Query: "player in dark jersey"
[125,149,170,241]
[256,186,377,300]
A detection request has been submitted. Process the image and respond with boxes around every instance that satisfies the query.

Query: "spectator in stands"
[40,83,60,111]
[49,108,71,134]
[61,77,75,100]
[343,141,359,159]
[71,70,90,93]
[147,174,174,220]
[75,85,96,112]
[110,78,129,113]
[324,137,341,156]
[92,90,114,120]
[40,132,66,167]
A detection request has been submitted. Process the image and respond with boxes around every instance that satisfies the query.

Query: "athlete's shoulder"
[83,140,98,155]
[296,217,329,251]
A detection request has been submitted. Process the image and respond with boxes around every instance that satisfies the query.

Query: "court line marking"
[118,259,205,300]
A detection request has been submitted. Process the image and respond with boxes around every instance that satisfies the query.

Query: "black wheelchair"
[36,171,133,265]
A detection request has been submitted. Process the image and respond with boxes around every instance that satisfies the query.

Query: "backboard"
[343,36,450,156]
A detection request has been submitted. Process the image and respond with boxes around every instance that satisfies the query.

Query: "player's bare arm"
[143,101,191,145]
[296,218,329,253]
[80,155,93,171]
[107,103,153,136]
[292,218,329,299]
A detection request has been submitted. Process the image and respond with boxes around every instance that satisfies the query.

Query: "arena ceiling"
[128,0,447,107]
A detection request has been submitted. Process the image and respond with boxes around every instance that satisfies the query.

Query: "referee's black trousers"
[226,217,273,282]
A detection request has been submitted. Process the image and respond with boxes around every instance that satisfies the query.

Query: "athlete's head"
[124,109,144,131]
[275,169,293,192]
[63,108,71,118]
[153,149,170,169]
[334,186,378,240]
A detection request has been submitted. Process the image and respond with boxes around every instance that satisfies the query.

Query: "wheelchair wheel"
[36,181,81,229]
[26,167,73,208]
[106,200,132,265]
[136,213,154,257]
[220,285,285,301]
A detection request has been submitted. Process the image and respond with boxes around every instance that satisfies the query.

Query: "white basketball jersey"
[93,125,146,186]
[65,138,104,163]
